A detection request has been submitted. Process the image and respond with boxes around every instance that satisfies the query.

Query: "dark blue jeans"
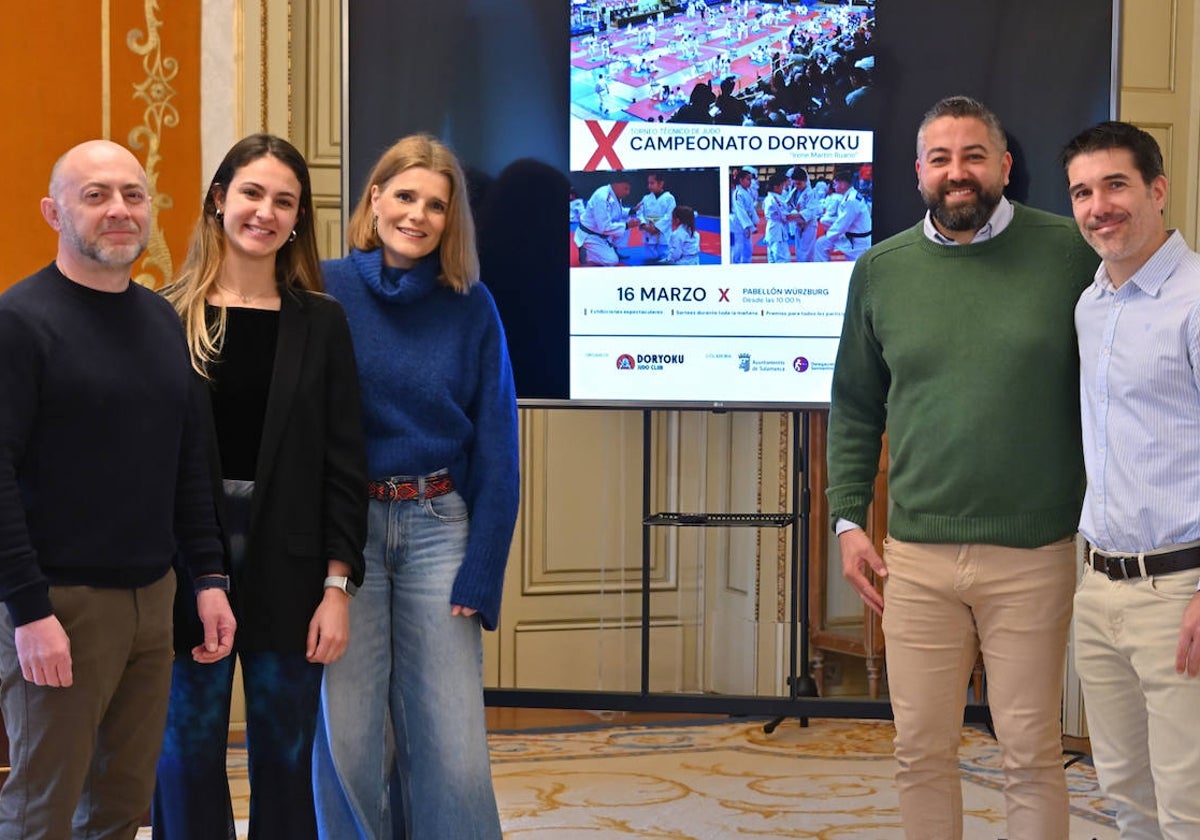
[152,651,323,840]
[152,479,324,839]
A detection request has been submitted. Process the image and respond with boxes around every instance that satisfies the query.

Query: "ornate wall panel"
[292,0,344,259]
[513,619,685,692]
[1,1,203,291]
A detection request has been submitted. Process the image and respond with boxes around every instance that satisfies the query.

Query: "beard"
[923,178,1004,233]
[59,211,148,269]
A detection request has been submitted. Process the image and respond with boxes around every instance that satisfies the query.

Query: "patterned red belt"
[368,475,454,501]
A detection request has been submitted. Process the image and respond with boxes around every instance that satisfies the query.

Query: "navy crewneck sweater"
[0,263,224,625]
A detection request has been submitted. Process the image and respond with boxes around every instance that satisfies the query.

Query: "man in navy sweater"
[0,140,236,839]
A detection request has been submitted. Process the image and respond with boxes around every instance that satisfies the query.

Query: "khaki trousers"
[0,573,175,840]
[881,537,1075,840]
[1074,562,1200,839]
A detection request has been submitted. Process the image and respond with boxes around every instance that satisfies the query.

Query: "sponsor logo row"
[614,353,820,373]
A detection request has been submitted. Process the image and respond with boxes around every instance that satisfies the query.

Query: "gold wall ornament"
[127,0,178,288]
[261,0,269,131]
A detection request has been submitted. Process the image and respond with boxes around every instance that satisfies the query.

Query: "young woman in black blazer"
[152,134,367,840]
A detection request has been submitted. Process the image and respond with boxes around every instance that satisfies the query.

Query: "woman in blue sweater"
[312,134,519,839]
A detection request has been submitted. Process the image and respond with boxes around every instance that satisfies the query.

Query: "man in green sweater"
[826,96,1098,839]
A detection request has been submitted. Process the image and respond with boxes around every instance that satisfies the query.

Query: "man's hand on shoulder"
[14,615,72,687]
[1175,591,1200,677]
[192,589,236,664]
[838,527,887,617]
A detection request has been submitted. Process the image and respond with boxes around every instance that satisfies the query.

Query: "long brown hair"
[164,134,321,376]
[345,133,478,293]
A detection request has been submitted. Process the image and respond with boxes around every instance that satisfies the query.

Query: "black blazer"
[173,287,368,654]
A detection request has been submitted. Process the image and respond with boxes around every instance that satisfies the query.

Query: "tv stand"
[641,410,819,728]
[485,406,901,723]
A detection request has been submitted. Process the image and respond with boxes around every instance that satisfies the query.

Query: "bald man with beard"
[0,140,235,839]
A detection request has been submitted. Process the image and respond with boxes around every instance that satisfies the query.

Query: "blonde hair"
[345,133,479,293]
[163,134,322,376]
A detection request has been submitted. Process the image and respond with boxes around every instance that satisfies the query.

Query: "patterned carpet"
[140,717,1118,839]
[491,718,1117,839]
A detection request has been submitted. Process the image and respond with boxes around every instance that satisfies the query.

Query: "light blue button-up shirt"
[1076,230,1200,553]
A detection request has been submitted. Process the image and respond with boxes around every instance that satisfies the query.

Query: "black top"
[206,305,279,481]
[172,288,368,654]
[0,263,224,626]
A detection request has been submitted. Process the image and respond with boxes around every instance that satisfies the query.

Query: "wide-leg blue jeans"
[152,479,324,840]
[152,651,323,840]
[312,482,500,840]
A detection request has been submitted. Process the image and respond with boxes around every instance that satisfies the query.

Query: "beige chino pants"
[1075,562,1200,839]
[881,536,1076,840]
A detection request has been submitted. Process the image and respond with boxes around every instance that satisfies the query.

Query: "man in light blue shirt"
[1062,120,1200,839]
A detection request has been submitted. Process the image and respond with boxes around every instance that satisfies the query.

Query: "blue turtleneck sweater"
[322,248,518,630]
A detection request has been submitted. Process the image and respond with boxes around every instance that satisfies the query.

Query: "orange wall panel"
[0,3,202,292]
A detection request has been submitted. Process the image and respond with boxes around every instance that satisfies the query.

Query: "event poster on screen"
[566,1,875,405]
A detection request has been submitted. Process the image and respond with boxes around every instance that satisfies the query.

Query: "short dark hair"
[833,169,854,186]
[1059,120,1164,186]
[917,95,1006,156]
[768,171,790,189]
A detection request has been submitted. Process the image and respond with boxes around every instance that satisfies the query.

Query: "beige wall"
[218,1,1199,721]
[1119,0,1200,244]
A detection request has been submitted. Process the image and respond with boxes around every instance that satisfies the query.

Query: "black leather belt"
[1087,544,1200,580]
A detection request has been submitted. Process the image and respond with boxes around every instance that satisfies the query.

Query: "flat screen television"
[344,0,1118,408]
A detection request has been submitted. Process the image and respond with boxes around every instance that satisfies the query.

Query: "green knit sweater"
[826,203,1099,547]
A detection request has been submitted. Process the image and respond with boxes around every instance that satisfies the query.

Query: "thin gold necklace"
[216,282,273,304]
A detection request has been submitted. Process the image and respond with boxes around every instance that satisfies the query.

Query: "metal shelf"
[643,511,795,527]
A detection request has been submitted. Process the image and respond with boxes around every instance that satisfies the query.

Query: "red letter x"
[583,121,627,171]
[718,288,730,302]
